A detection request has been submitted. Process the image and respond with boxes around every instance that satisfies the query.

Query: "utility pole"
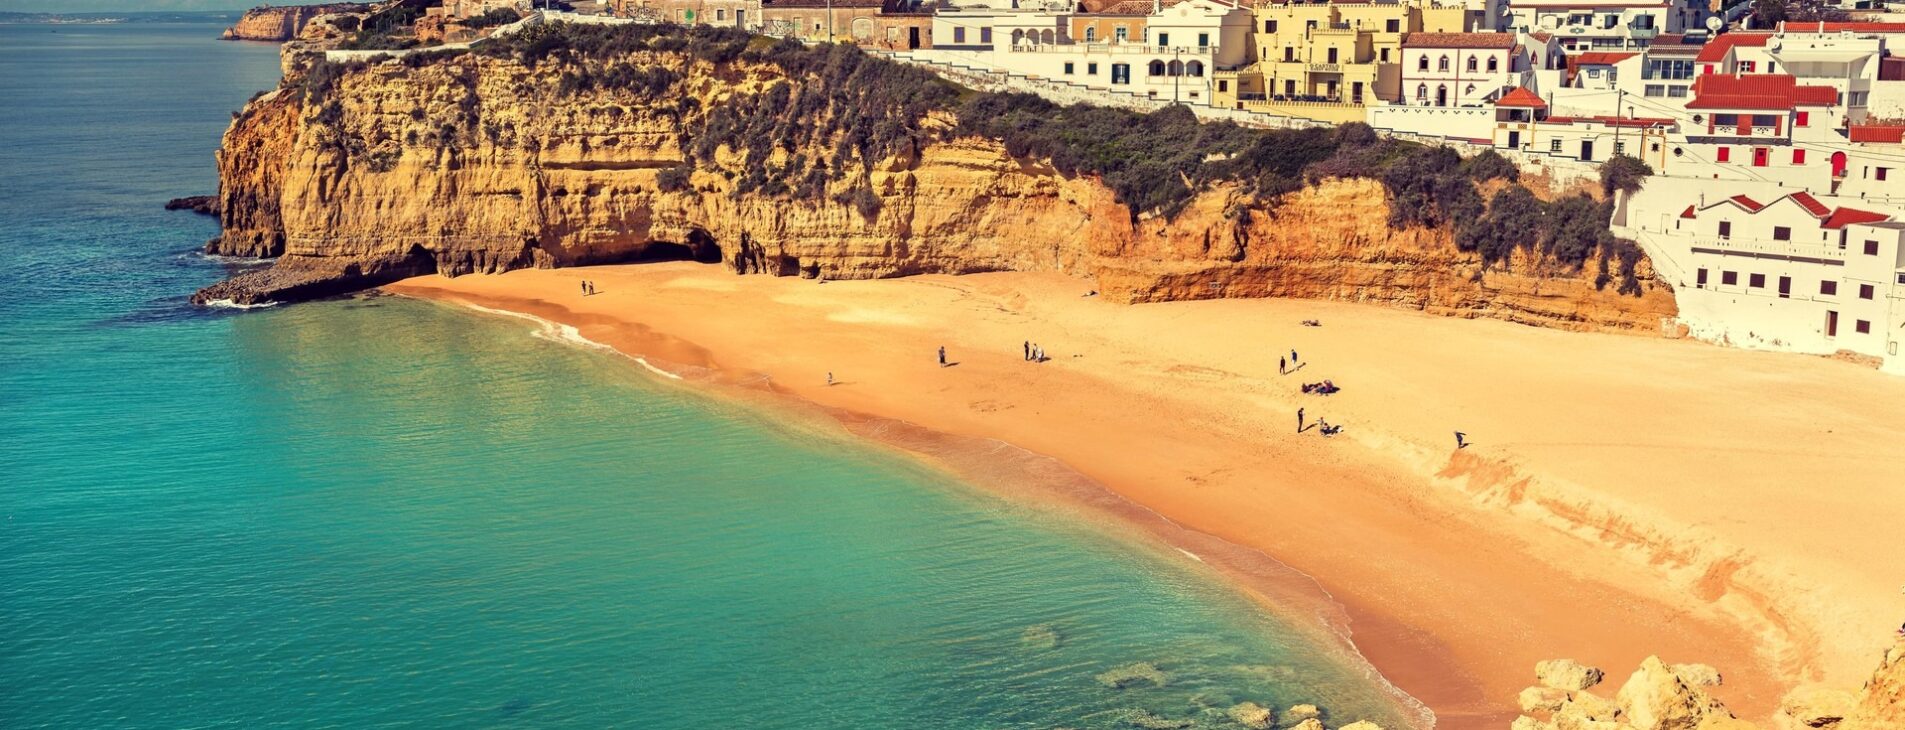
[1614,89,1624,158]
[826,0,834,42]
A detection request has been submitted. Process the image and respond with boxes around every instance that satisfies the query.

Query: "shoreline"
[387,263,1905,728]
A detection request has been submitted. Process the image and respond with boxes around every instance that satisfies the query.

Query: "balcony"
[1691,236,1845,261]
[1626,26,1659,39]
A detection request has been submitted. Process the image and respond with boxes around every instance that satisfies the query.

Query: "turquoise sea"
[0,21,1416,729]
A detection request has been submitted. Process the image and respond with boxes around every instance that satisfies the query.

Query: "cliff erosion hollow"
[195,22,1675,333]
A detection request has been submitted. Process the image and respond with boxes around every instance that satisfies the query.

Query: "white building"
[1618,178,1905,372]
[1398,32,1528,107]
[1503,0,1703,52]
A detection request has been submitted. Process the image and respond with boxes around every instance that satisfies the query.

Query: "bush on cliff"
[1599,154,1652,198]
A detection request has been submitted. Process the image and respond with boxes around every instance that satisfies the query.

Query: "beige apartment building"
[1213,0,1471,121]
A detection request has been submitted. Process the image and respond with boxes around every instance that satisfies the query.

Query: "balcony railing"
[1691,236,1844,260]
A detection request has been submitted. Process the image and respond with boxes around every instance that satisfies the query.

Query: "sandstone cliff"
[196,30,1674,332]
[221,3,372,42]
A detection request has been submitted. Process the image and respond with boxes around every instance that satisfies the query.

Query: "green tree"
[1599,154,1653,198]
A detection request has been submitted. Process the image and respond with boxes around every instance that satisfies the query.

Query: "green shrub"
[1599,154,1652,197]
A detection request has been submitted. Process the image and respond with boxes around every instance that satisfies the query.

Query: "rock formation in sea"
[164,195,219,217]
[197,23,1675,334]
[219,3,372,42]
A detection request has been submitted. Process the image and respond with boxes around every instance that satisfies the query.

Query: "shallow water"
[0,22,1415,728]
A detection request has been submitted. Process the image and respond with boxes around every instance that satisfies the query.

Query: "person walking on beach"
[938,346,947,367]
[827,372,834,386]
[1279,356,1287,375]
[1291,349,1299,364]
[1024,341,1031,361]
[1297,407,1305,433]
[1455,431,1467,449]
[580,280,587,296]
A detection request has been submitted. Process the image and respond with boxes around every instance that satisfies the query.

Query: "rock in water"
[1615,656,1731,730]
[1291,719,1326,730]
[164,195,219,216]
[1539,659,1607,691]
[1020,623,1061,650]
[1339,721,1385,730]
[1096,662,1167,689]
[1124,709,1192,729]
[1226,701,1273,729]
[1286,704,1323,723]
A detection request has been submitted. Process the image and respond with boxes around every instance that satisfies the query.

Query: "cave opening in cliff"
[683,229,722,265]
[633,241,698,263]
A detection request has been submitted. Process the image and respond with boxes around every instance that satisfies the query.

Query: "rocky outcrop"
[1514,658,1739,730]
[164,195,219,216]
[220,3,371,42]
[197,36,1676,332]
[1842,643,1905,730]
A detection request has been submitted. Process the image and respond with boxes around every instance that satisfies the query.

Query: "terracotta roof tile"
[1787,191,1830,217]
[1849,125,1905,144]
[1495,86,1546,108]
[1574,51,1636,65]
[1694,32,1771,63]
[1824,207,1892,230]
[1781,21,1905,33]
[1686,74,1838,110]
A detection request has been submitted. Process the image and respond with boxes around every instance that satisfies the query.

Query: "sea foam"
[459,302,683,380]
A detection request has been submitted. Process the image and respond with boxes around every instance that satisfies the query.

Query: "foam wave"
[457,302,684,381]
[182,251,273,266]
[199,298,279,310]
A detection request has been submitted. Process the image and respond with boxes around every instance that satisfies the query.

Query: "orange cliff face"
[219,4,372,42]
[195,44,1675,333]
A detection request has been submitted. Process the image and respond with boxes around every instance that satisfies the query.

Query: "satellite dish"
[1705,16,1722,32]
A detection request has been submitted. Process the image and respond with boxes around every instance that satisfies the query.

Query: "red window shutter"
[1717,147,1730,163]
[1793,149,1806,164]
[1796,111,1809,127]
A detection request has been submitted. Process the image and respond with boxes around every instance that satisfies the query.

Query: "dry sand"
[388,263,1905,729]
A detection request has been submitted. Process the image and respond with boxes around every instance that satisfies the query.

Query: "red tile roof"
[1495,87,1546,108]
[1824,207,1892,230]
[1849,125,1905,144]
[1686,74,1838,110]
[1402,32,1518,49]
[1574,51,1636,65]
[1729,194,1764,212]
[1694,32,1771,63]
[1681,205,1697,219]
[1787,191,1830,217]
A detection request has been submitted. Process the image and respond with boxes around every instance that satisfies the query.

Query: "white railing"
[1690,235,1846,260]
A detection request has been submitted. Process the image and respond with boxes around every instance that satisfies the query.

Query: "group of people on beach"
[1286,340,1468,448]
[579,280,598,296]
[1023,341,1048,363]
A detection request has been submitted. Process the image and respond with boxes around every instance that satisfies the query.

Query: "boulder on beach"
[1521,686,1572,714]
[1226,701,1273,729]
[1286,704,1322,723]
[1782,687,1857,728]
[1339,721,1384,730]
[1616,656,1731,730]
[1291,719,1325,730]
[1672,664,1723,687]
[1553,691,1623,730]
[1096,662,1168,689]
[1539,659,1608,691]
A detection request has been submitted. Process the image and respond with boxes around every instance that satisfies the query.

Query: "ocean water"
[0,22,1414,729]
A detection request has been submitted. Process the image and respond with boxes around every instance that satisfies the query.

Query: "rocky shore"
[218,3,371,42]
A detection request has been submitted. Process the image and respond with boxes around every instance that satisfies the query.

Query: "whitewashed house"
[1503,0,1703,52]
[1398,32,1527,107]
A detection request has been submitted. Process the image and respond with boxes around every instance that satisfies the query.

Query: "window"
[1752,114,1778,127]
[1867,240,1882,255]
[1749,273,1766,288]
[1487,57,1499,72]
[1114,26,1128,42]
[1064,62,1075,74]
[1265,20,1276,33]
[716,9,725,20]
[1740,60,1755,72]
[1438,55,1450,71]
[1722,271,1738,285]
[1668,86,1689,98]
[1615,141,1626,155]
[1821,280,1838,295]
[1381,49,1390,63]
[1774,226,1791,241]
[1715,113,1737,126]
[1719,221,1732,239]
[1856,320,1872,334]
[1796,111,1809,127]
[1148,60,1165,76]
[1897,273,1905,285]
[1328,48,1337,63]
[1085,27,1096,42]
[980,27,991,43]
[1158,33,1169,46]
[1418,56,1429,71]
[1779,275,1791,298]
[1861,284,1875,300]
[1717,147,1730,163]
[1284,46,1295,61]
[1645,84,1665,97]
[1418,84,1428,101]
[1793,149,1806,165]
[1198,33,1208,47]
[1111,63,1129,83]
[1878,167,1891,182]
[1386,19,1399,32]
[1697,268,1708,287]
[1467,56,1478,72]
[1088,62,1098,74]
[1551,139,1563,152]
[954,27,965,43]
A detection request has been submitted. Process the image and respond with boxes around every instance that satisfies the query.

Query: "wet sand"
[388,263,1905,728]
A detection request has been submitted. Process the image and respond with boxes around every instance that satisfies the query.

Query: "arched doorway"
[1435,84,1448,106]
[1831,150,1848,178]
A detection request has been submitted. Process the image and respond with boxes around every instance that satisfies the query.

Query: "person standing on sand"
[1291,349,1299,364]
[938,346,947,367]
[1297,407,1305,433]
[1280,356,1287,375]
[1455,431,1467,449]
[827,372,834,386]
[1024,341,1031,361]
[580,281,587,295]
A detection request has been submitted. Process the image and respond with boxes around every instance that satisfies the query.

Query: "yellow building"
[1213,0,1470,120]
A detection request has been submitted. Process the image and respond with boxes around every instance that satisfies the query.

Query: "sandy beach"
[388,263,1905,728]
